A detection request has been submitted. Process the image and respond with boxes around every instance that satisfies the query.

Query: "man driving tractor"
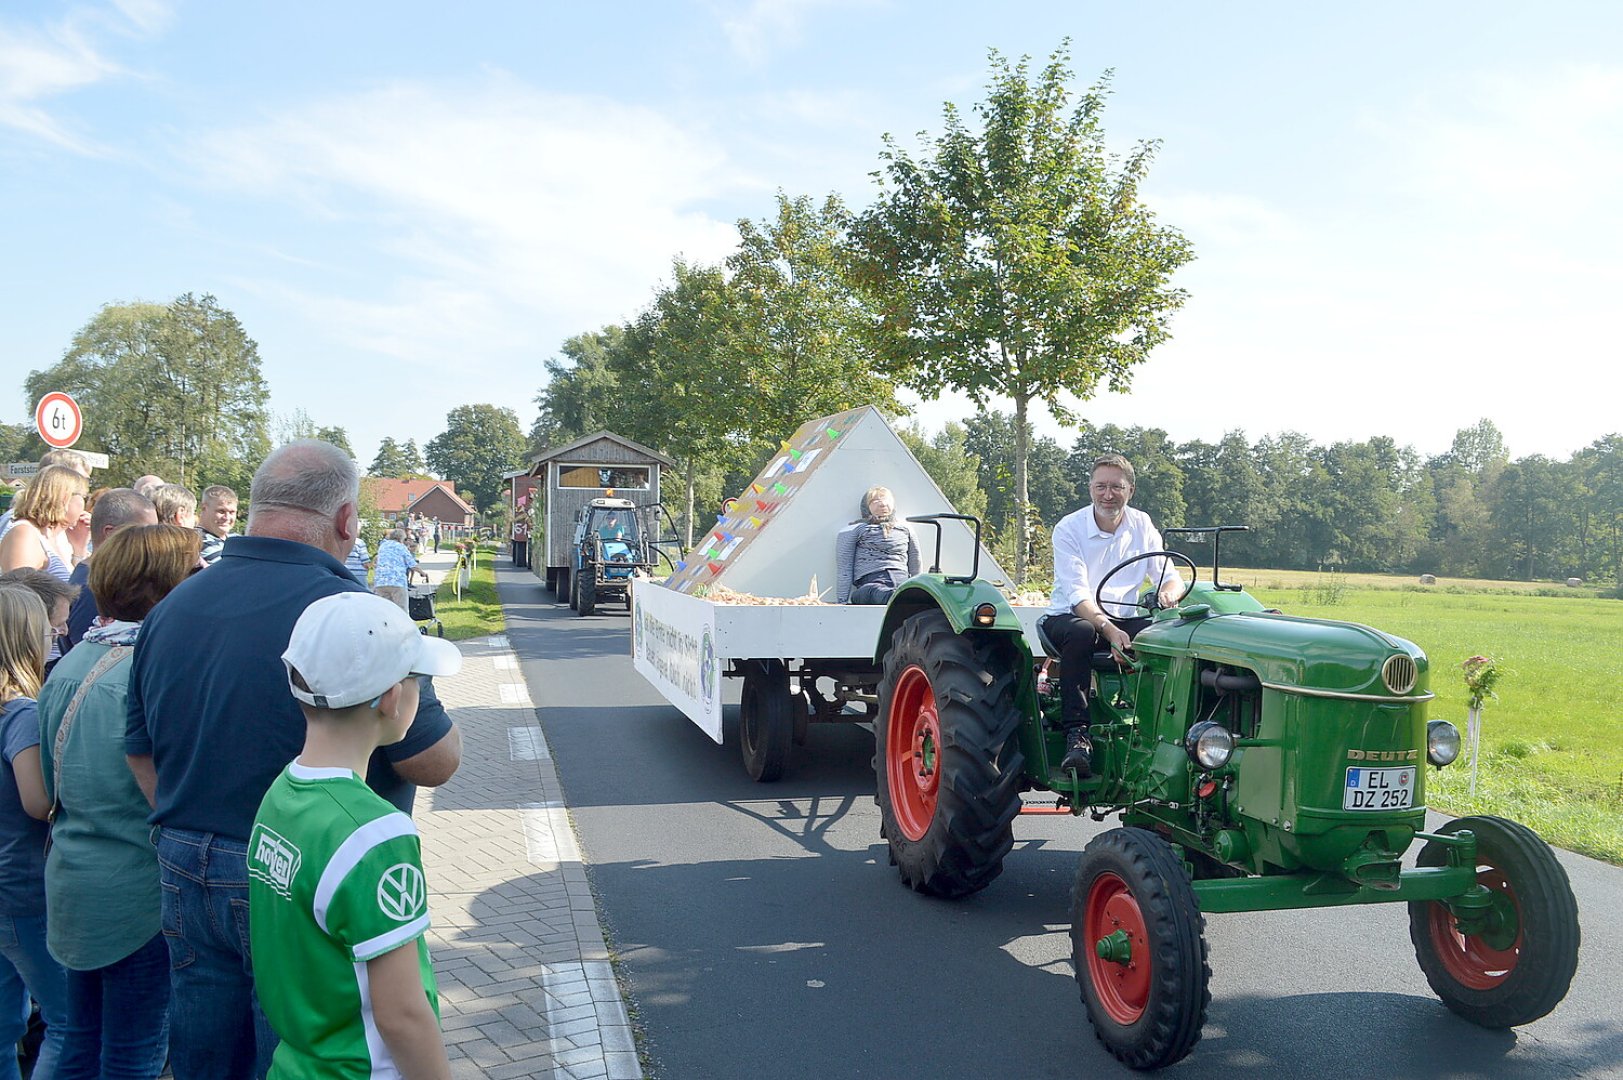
[1038,454,1184,777]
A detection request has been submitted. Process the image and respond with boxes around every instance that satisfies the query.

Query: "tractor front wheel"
[874,609,1023,899]
[1071,828,1210,1071]
[739,661,793,782]
[1408,815,1579,1028]
[577,571,597,616]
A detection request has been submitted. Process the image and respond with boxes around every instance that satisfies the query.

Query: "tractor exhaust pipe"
[1200,669,1260,693]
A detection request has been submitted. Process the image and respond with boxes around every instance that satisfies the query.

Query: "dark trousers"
[1040,613,1151,728]
[848,568,903,606]
[513,539,528,568]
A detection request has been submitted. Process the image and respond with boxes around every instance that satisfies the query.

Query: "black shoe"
[1060,728,1093,778]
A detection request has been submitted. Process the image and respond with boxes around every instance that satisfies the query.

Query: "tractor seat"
[1036,616,1132,670]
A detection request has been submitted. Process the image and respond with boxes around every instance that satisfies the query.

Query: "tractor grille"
[1382,654,1417,695]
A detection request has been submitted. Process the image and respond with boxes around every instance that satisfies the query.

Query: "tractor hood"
[1138,610,1430,700]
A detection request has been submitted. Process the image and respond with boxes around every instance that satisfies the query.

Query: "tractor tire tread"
[740,662,793,783]
[875,610,1024,899]
[1071,827,1210,1070]
[1408,815,1580,1028]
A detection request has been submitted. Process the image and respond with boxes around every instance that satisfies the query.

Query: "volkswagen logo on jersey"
[378,863,427,922]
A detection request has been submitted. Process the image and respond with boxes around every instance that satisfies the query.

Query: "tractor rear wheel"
[874,609,1023,899]
[1408,815,1579,1028]
[577,571,596,616]
[739,661,793,782]
[1071,828,1209,1070]
[562,569,575,609]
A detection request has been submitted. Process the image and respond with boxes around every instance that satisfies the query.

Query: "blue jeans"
[0,911,69,1080]
[156,830,277,1080]
[58,932,170,1080]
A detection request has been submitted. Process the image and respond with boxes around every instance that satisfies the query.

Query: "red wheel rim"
[886,665,941,843]
[1085,871,1152,1024]
[1427,866,1521,990]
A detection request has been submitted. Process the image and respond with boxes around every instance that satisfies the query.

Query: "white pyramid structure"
[663,405,1012,599]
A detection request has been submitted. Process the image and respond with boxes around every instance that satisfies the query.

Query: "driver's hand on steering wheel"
[1156,581,1184,610]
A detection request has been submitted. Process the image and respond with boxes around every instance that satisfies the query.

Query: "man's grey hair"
[150,483,197,524]
[250,441,360,520]
[388,527,407,542]
[90,488,155,538]
[1091,453,1136,488]
[39,448,90,477]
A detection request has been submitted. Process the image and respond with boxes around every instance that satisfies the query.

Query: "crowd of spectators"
[0,441,461,1078]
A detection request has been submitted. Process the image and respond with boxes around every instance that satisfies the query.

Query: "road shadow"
[573,844,1619,1080]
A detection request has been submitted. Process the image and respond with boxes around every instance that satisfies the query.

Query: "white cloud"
[715,0,880,66]
[190,74,745,352]
[0,2,167,151]
[1373,64,1623,217]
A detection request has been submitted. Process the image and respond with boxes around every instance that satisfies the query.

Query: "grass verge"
[432,547,505,640]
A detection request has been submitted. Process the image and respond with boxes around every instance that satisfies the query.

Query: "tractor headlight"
[1185,721,1235,771]
[1427,720,1462,766]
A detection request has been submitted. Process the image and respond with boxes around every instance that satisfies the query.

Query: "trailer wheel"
[559,568,573,609]
[740,661,793,782]
[577,571,597,616]
[1408,815,1579,1028]
[1071,828,1210,1070]
[874,609,1023,899]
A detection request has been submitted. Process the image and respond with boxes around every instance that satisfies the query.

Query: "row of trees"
[961,416,1620,585]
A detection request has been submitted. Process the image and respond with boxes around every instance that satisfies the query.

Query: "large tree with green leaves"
[529,327,626,454]
[849,45,1193,580]
[727,192,901,439]
[611,260,750,544]
[425,405,527,512]
[24,294,270,489]
[368,437,429,477]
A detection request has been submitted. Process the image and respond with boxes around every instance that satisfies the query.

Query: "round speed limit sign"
[34,392,83,449]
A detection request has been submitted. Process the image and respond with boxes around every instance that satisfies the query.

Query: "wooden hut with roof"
[526,431,676,591]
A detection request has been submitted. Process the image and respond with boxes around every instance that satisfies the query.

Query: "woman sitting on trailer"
[835,486,920,605]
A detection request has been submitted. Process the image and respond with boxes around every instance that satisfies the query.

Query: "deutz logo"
[1348,749,1419,761]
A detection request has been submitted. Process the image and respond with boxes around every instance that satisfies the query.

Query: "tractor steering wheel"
[1094,550,1199,617]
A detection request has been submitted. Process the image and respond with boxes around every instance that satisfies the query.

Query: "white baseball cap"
[283,592,462,709]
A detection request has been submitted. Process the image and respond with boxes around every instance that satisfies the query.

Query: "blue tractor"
[569,498,651,616]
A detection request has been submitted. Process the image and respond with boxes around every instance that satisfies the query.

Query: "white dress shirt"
[1045,504,1181,619]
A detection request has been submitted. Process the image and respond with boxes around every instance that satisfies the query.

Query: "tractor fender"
[872,576,1024,664]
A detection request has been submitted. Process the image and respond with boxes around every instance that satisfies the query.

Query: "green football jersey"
[249,761,439,1079]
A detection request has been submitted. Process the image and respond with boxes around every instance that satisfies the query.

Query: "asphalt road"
[496,562,1623,1079]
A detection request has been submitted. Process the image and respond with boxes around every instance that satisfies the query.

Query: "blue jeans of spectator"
[0,911,70,1080]
[156,829,277,1080]
[58,932,170,1080]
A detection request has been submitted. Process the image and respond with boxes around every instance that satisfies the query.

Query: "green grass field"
[431,544,505,640]
[1247,577,1623,864]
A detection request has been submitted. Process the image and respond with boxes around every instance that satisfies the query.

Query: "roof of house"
[363,477,476,515]
[528,430,676,470]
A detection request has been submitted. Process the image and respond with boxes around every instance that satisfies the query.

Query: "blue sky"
[3,1,1619,471]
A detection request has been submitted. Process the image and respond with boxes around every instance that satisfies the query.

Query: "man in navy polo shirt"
[125,440,462,1080]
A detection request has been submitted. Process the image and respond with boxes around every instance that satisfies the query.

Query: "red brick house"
[363,478,476,528]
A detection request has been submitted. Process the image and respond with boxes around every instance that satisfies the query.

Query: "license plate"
[1343,766,1415,811]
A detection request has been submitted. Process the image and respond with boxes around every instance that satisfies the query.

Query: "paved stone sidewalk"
[412,549,640,1079]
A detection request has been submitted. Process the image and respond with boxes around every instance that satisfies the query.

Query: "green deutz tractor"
[873,518,1580,1070]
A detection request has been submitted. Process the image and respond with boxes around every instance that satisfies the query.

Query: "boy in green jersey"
[248,592,462,1079]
